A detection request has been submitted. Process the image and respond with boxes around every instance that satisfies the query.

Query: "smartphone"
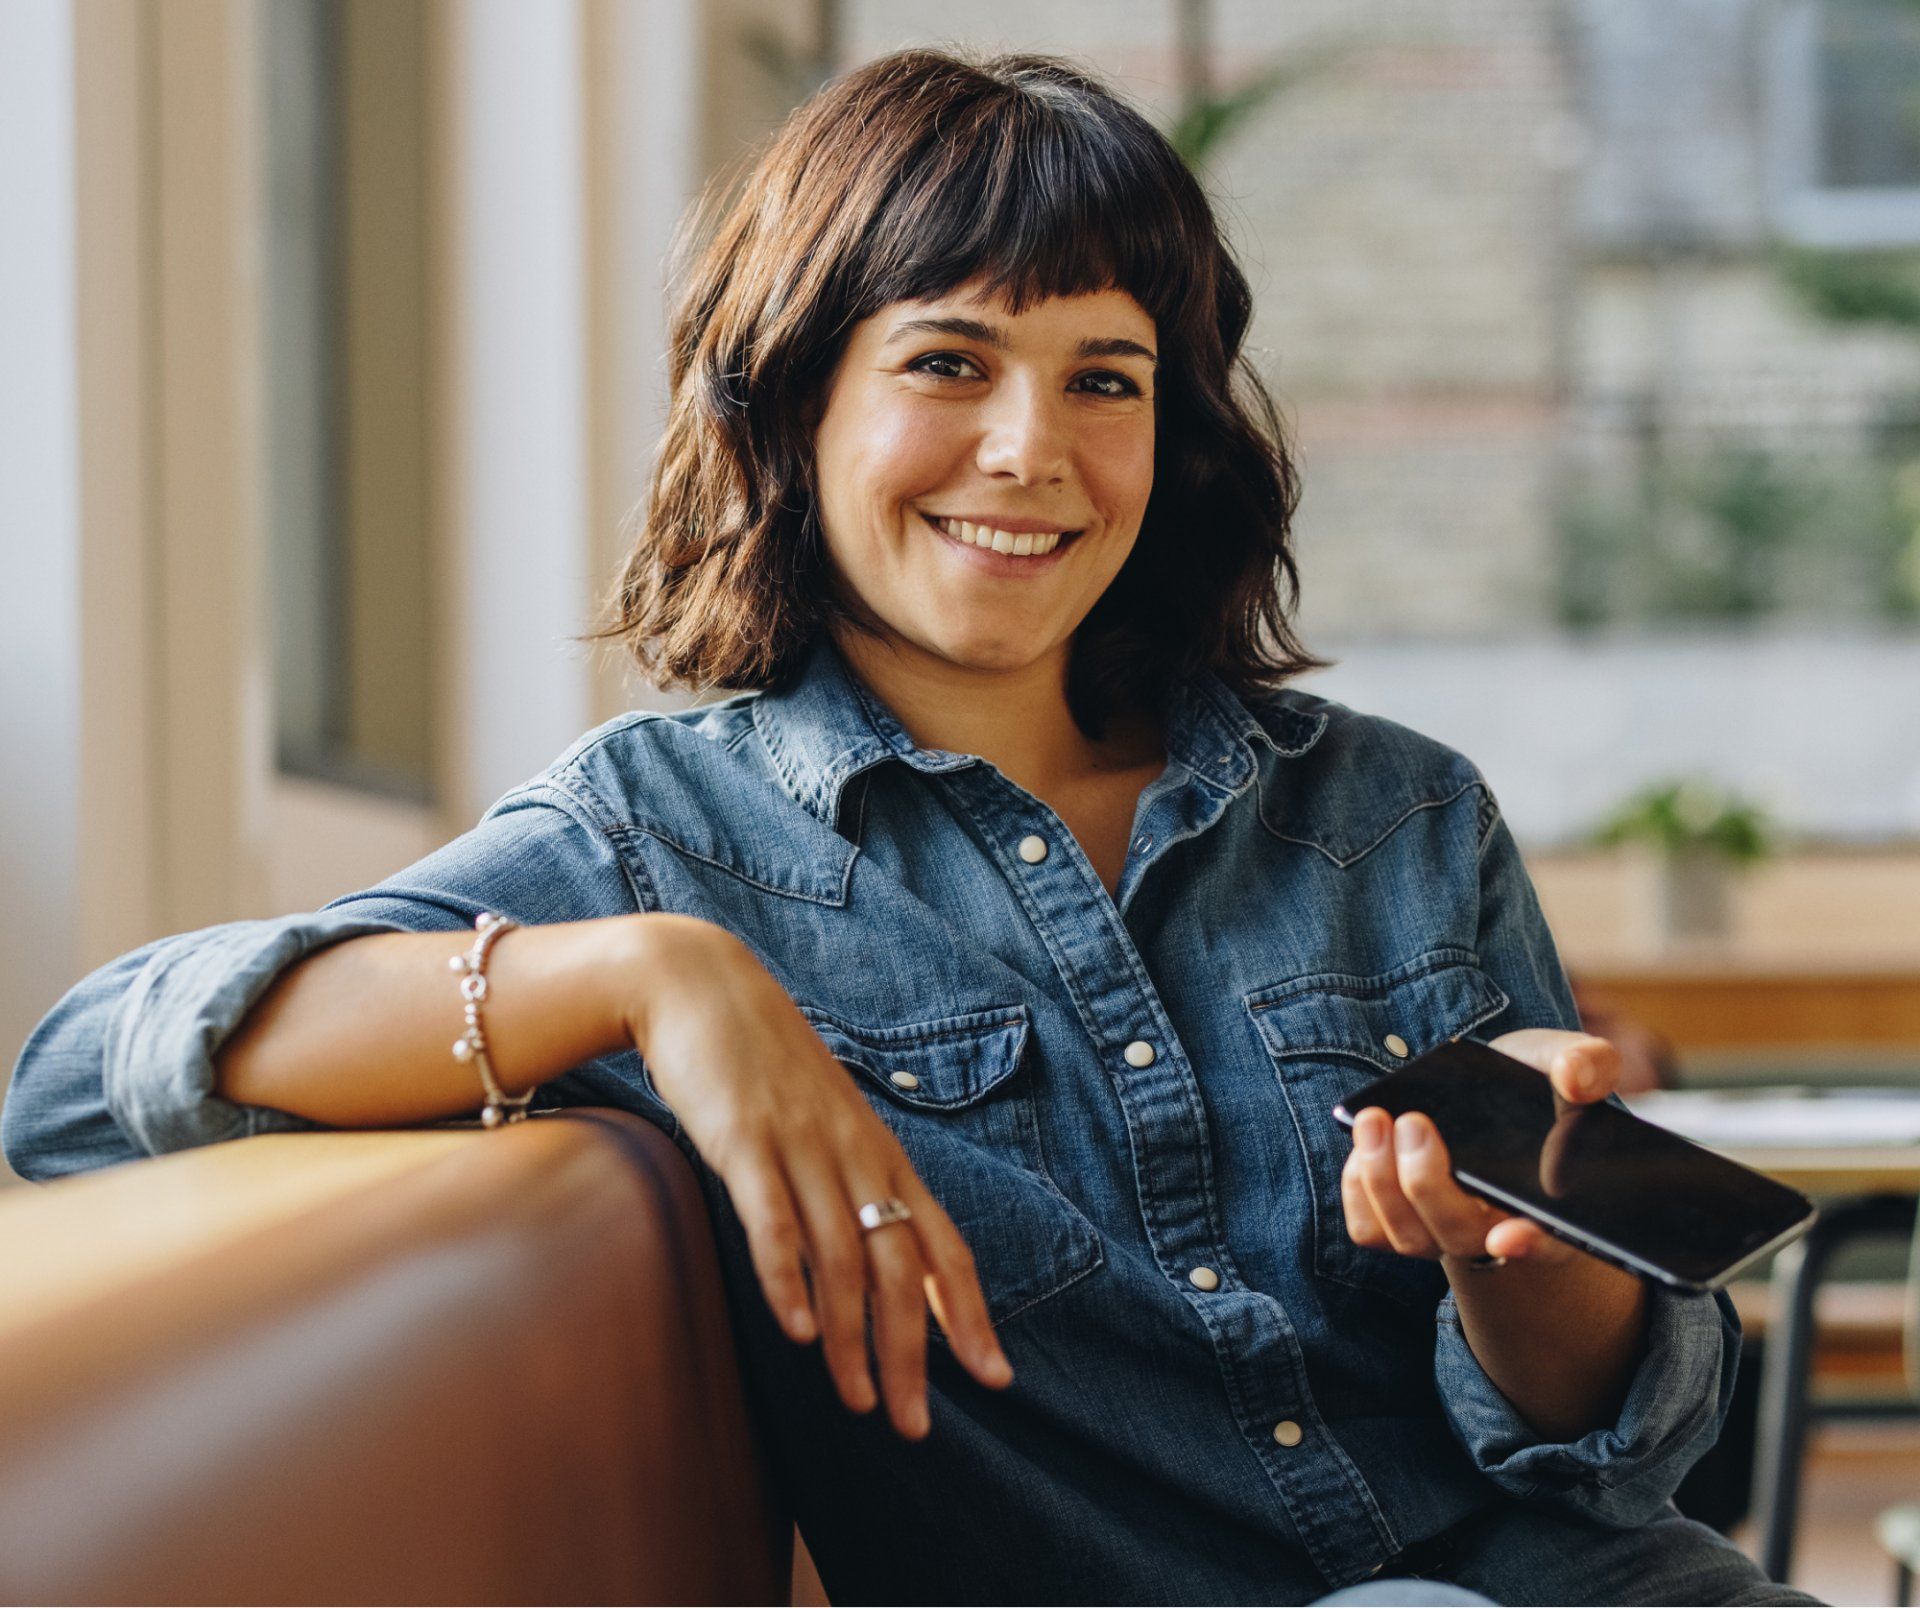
[1330,1040,1817,1292]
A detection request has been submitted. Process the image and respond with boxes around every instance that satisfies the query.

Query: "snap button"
[888,1071,920,1091]
[1272,1419,1303,1448]
[1133,834,1152,852]
[1383,1034,1410,1058]
[1188,1266,1220,1291]
[1123,1040,1156,1068]
[1017,834,1049,864]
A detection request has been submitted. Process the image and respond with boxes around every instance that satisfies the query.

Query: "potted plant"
[1588,779,1778,949]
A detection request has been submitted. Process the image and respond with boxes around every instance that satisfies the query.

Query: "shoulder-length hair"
[586,47,1331,737]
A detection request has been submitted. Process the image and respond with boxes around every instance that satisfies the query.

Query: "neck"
[831,629,1159,795]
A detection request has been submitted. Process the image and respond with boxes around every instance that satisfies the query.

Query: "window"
[1768,0,1920,245]
[260,0,438,802]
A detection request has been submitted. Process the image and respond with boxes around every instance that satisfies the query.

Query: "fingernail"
[984,1350,1014,1386]
[788,1307,815,1341]
[1394,1115,1427,1155]
[907,1401,930,1437]
[1359,1113,1386,1152]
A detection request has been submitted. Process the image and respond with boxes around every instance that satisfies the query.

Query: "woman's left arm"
[1342,790,1741,1526]
[1344,1028,1648,1441]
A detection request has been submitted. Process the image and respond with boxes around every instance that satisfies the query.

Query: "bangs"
[851,67,1204,330]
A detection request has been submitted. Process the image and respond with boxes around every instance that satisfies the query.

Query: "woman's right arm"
[211,915,655,1128]
[4,782,1013,1438]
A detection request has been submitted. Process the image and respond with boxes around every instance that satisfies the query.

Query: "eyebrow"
[882,315,1157,367]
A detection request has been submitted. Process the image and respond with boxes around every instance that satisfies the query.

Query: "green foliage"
[1588,779,1778,865]
[1166,41,1352,167]
[1772,245,1920,329]
[1554,444,1920,627]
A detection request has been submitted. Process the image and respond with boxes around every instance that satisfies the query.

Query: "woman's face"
[811,281,1158,678]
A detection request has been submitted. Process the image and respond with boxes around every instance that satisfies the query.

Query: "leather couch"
[0,1109,830,1605]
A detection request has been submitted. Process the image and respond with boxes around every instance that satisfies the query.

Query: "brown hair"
[585,47,1331,737]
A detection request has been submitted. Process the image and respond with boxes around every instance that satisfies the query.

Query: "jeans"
[1310,1500,1825,1606]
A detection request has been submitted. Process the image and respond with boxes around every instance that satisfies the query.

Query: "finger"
[783,1146,879,1415]
[1491,1029,1620,1103]
[1481,1213,1584,1266]
[1353,1107,1440,1259]
[1340,1144,1388,1250]
[894,1173,1013,1390]
[721,1143,818,1343]
[849,1170,933,1440]
[1390,1112,1510,1258]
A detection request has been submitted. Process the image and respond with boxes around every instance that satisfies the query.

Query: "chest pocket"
[1243,950,1511,1310]
[798,1003,1103,1332]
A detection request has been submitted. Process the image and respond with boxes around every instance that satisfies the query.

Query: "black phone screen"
[1331,1040,1817,1291]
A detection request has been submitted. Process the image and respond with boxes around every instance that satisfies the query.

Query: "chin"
[919,624,1051,675]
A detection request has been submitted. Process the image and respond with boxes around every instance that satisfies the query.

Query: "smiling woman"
[5,44,1822,1608]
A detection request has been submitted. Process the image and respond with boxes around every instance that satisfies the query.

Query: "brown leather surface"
[0,1110,793,1605]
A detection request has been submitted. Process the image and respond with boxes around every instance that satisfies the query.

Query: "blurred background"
[4,0,1920,1598]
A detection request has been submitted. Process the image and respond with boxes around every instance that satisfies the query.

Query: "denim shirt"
[5,636,1739,1604]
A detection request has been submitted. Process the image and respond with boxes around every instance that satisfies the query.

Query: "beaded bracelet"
[447,911,536,1128]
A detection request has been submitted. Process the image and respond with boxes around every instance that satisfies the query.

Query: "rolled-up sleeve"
[1435,1277,1742,1526]
[1438,777,1743,1524]
[4,781,641,1181]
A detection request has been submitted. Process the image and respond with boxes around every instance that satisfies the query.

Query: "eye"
[905,350,985,381]
[1072,370,1145,399]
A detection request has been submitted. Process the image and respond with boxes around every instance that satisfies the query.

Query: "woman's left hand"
[1339,1028,1620,1268]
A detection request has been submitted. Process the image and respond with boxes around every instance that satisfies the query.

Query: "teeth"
[932,516,1070,556]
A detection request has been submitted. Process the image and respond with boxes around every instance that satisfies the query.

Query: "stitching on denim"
[606,822,852,906]
[1244,946,1489,1011]
[1259,777,1484,869]
[799,1002,1028,1049]
[536,772,630,843]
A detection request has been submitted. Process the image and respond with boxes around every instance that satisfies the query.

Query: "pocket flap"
[800,1004,1032,1111]
[1244,950,1511,1075]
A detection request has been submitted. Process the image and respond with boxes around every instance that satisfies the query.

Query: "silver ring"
[857,1196,913,1232]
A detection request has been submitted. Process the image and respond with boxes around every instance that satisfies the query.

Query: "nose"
[974,376,1069,487]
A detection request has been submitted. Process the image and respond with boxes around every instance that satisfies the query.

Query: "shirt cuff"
[101,913,414,1157]
[1434,1276,1742,1528]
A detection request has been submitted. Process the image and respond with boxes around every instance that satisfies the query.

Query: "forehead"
[870,280,1155,343]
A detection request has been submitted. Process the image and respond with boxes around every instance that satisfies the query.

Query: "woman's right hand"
[615,913,1015,1440]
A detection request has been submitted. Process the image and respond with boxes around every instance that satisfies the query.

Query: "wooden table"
[1574,962,1920,1055]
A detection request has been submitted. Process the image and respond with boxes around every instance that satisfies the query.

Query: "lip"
[920,510,1083,576]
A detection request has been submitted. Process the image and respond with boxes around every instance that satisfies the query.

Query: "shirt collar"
[750,634,1327,832]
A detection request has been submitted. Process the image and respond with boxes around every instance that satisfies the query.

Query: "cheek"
[1083,418,1156,523]
[826,400,967,517]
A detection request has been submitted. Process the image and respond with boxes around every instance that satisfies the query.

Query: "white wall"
[447,0,600,819]
[1304,629,1920,848]
[0,1,80,1136]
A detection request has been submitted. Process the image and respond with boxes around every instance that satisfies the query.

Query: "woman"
[5,50,1818,1608]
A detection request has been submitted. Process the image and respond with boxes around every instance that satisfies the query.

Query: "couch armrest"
[0,1109,793,1605]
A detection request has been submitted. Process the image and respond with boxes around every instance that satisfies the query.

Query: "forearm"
[1442,1250,1650,1443]
[213,913,671,1127]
